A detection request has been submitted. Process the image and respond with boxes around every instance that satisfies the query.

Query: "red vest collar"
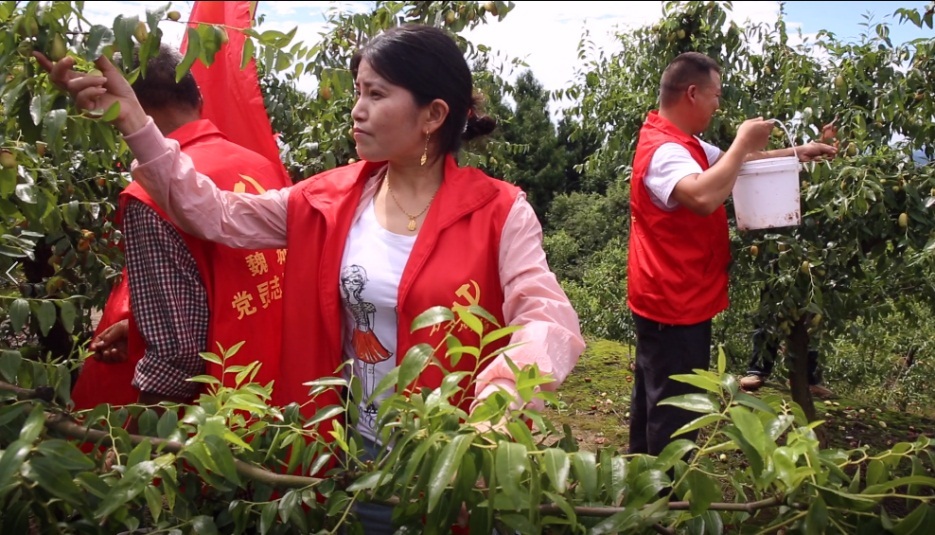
[298,155,500,230]
[167,119,227,147]
[644,111,702,150]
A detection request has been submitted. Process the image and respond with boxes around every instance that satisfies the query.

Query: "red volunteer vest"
[626,111,731,325]
[274,156,519,439]
[72,120,289,409]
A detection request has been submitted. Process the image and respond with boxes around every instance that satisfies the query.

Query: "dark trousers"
[629,312,712,456]
[747,325,821,385]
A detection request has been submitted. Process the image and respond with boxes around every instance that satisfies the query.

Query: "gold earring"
[420,132,430,166]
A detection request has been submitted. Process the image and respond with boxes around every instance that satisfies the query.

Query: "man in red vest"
[71,44,290,408]
[626,52,837,456]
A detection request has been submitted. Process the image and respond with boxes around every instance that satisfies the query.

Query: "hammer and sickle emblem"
[453,280,481,307]
[233,174,268,195]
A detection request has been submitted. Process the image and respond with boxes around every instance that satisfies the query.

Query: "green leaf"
[368,366,398,402]
[82,24,115,61]
[346,471,384,492]
[658,393,720,413]
[137,408,159,436]
[35,440,95,471]
[57,300,77,334]
[156,409,179,438]
[866,459,886,487]
[672,413,725,437]
[684,469,720,515]
[127,439,153,469]
[454,305,484,335]
[259,501,278,534]
[499,514,539,534]
[496,441,529,510]
[222,340,246,360]
[8,299,30,333]
[398,343,433,390]
[600,449,628,503]
[32,300,56,337]
[14,184,37,204]
[891,503,934,535]
[0,439,31,497]
[113,15,140,67]
[728,406,768,460]
[0,403,28,427]
[178,28,201,83]
[804,494,828,535]
[864,475,935,496]
[100,101,121,122]
[19,404,46,443]
[204,435,241,485]
[570,450,598,501]
[302,404,344,429]
[191,515,218,535]
[630,469,668,506]
[22,455,85,505]
[427,433,473,513]
[29,93,45,126]
[589,508,640,534]
[410,305,454,332]
[241,37,255,70]
[669,373,721,393]
[42,109,67,145]
[143,484,163,524]
[654,439,696,471]
[0,350,22,382]
[542,448,570,493]
[734,392,778,415]
[544,491,577,525]
[480,325,521,347]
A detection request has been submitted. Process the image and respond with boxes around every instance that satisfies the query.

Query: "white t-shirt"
[340,197,416,443]
[644,139,722,210]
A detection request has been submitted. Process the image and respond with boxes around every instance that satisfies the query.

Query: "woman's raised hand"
[32,52,149,135]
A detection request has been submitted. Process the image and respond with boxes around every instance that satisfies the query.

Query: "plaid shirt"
[124,199,209,400]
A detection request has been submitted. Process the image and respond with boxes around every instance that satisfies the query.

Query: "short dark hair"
[659,52,721,107]
[129,44,202,111]
[350,24,495,156]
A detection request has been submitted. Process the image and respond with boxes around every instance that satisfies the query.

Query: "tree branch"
[2,381,789,519]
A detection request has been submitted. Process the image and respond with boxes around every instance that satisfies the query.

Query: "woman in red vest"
[39,24,585,533]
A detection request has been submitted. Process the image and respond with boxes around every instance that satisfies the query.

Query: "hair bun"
[463,114,496,141]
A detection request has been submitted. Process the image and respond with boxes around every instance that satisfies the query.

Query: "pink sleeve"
[125,118,290,249]
[473,193,586,408]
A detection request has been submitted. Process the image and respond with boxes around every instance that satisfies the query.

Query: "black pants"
[629,312,712,456]
[746,325,821,385]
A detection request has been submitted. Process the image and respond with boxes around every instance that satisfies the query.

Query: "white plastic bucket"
[732,156,801,230]
[731,120,802,230]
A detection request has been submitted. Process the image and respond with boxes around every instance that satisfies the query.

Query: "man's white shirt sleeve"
[644,139,722,210]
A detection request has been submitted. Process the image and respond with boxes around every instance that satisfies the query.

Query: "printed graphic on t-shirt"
[340,265,393,428]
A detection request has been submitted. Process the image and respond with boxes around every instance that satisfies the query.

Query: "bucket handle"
[766,118,798,162]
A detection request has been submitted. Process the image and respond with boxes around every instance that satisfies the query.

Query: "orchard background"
[1,1,934,533]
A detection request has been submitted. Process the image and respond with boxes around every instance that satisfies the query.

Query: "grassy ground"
[544,338,935,454]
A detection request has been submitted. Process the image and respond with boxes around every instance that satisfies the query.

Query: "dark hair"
[350,24,495,155]
[128,44,202,111]
[659,52,721,107]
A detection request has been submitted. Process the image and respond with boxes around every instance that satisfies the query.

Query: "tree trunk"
[786,316,828,446]
[786,316,816,422]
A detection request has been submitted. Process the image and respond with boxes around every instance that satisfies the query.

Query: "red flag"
[181,1,291,188]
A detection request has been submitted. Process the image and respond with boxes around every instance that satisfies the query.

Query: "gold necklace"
[385,169,438,231]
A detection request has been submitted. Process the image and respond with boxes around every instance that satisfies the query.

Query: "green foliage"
[2,316,934,533]
[496,71,568,218]
[550,0,935,419]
